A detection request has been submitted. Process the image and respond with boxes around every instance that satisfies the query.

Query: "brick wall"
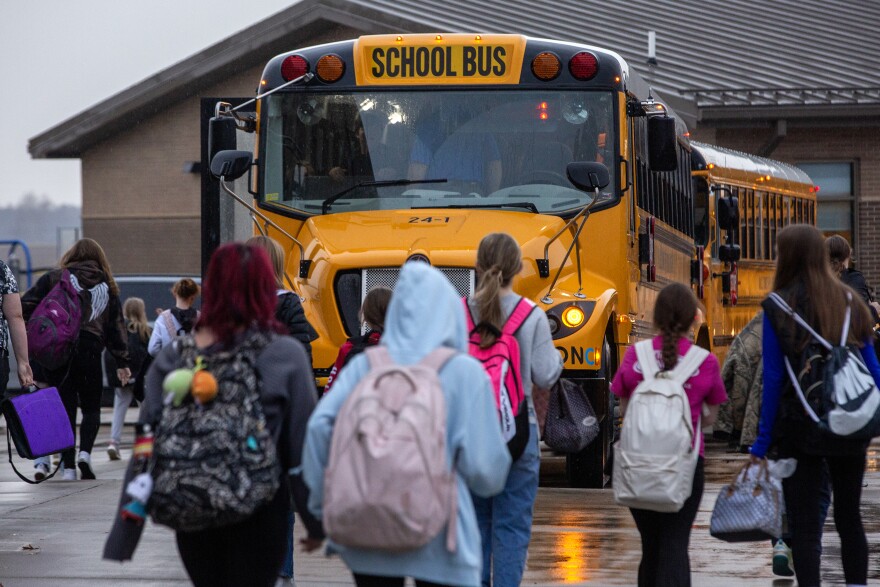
[80,26,360,276]
[691,123,880,287]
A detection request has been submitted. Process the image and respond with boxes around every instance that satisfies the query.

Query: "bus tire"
[565,336,616,488]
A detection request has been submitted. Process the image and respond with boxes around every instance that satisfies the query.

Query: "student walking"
[246,235,320,584]
[147,278,200,357]
[465,232,562,587]
[302,261,511,587]
[105,298,151,460]
[21,238,129,481]
[104,243,323,586]
[246,236,317,369]
[612,282,727,587]
[323,285,392,395]
[751,224,880,587]
[0,258,33,392]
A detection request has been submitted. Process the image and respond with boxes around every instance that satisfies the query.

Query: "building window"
[797,162,855,242]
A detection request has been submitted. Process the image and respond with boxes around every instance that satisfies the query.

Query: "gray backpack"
[149,331,280,532]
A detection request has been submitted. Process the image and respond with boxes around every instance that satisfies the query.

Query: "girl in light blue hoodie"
[302,261,511,587]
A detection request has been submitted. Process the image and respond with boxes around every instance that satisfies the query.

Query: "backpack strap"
[501,298,537,337]
[462,298,477,334]
[419,347,457,372]
[668,345,711,386]
[161,310,177,339]
[840,292,853,347]
[767,292,833,351]
[634,340,659,380]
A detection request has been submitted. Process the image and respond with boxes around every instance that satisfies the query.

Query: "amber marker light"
[532,52,561,80]
[474,35,483,41]
[561,306,586,328]
[396,36,404,42]
[707,163,715,170]
[316,54,345,83]
[435,34,443,41]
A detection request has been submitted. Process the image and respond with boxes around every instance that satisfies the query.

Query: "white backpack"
[323,346,459,552]
[613,340,709,512]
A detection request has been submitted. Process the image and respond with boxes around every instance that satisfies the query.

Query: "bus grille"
[334,267,475,336]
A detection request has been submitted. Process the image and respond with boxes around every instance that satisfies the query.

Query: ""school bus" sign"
[354,34,526,86]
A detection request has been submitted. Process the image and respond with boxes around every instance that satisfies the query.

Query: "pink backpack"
[323,346,459,552]
[464,297,535,460]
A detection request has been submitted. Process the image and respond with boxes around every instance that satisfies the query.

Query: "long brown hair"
[246,235,286,288]
[123,297,151,344]
[473,233,523,348]
[60,238,119,295]
[653,283,698,371]
[774,224,871,345]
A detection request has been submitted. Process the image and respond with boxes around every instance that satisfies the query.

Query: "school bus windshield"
[260,90,616,215]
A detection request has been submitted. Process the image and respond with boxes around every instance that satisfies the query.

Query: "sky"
[0,0,297,207]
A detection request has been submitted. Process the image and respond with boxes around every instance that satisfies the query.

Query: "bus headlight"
[545,301,595,340]
[561,306,585,328]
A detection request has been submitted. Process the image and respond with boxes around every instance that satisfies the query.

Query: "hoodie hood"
[381,262,468,364]
[66,260,106,288]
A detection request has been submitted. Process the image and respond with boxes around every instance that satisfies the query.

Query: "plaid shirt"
[0,259,18,354]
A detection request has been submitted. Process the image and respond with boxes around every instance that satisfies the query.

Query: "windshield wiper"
[412,202,539,213]
[321,178,448,214]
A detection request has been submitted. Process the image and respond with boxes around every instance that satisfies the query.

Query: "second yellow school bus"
[689,141,816,365]
[207,33,798,487]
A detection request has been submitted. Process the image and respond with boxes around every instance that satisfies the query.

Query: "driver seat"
[519,141,573,185]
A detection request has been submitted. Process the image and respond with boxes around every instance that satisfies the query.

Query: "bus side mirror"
[210,150,252,181]
[717,196,740,231]
[647,116,678,172]
[566,162,610,191]
[208,116,238,163]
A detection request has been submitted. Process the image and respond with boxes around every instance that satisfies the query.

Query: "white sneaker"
[107,442,120,461]
[61,465,76,481]
[77,451,95,480]
[34,462,50,481]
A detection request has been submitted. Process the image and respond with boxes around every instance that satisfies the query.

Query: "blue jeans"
[281,510,294,578]
[471,422,540,587]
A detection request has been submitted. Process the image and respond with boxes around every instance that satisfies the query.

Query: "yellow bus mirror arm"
[218,177,311,279]
[540,187,601,304]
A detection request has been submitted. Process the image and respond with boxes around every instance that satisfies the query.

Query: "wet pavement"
[1,412,879,586]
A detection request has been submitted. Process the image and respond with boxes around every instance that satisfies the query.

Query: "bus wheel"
[565,337,616,488]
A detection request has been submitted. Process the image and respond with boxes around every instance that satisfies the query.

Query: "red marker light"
[569,52,599,81]
[281,55,309,82]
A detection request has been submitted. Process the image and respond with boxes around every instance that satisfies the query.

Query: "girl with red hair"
[105,243,324,586]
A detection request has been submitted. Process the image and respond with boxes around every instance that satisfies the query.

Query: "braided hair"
[653,283,698,371]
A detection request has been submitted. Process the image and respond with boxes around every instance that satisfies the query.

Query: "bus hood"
[301,209,566,266]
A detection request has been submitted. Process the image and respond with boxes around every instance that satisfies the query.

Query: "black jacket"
[842,267,879,323]
[275,292,317,365]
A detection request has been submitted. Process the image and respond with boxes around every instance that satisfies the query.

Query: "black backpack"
[148,331,280,532]
[769,292,880,440]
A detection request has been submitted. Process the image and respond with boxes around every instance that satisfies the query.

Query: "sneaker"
[77,451,96,480]
[107,442,120,461]
[772,539,794,577]
[33,462,50,481]
[61,465,77,481]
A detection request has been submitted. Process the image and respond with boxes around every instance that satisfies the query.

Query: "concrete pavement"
[1,410,879,586]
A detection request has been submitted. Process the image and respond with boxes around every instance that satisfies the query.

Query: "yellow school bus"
[209,33,702,487]
[689,141,816,365]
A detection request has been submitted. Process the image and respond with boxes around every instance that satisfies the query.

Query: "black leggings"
[353,574,452,587]
[629,458,704,587]
[176,489,288,587]
[56,333,104,468]
[783,453,867,586]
